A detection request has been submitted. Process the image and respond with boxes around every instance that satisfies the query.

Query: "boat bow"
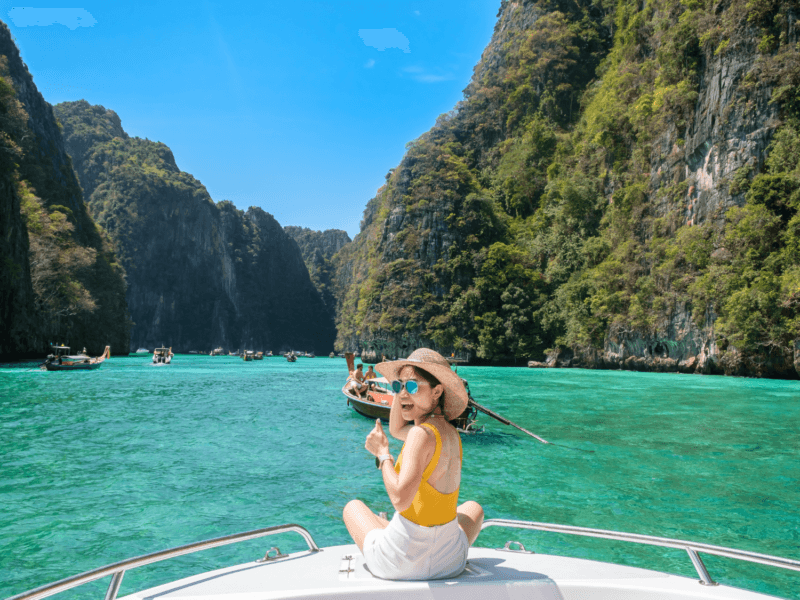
[6,520,798,600]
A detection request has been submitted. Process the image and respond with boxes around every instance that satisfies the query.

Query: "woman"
[343,348,484,580]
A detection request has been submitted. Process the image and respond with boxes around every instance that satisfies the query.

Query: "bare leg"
[343,499,390,552]
[457,500,484,546]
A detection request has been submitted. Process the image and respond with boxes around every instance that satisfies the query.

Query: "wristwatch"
[375,454,394,469]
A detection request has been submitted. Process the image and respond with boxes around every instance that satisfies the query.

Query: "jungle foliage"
[335,0,800,365]
[284,226,351,318]
[0,54,130,355]
[54,100,337,353]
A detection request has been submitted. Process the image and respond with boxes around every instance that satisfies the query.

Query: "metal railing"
[481,518,800,586]
[5,524,319,600]
[7,519,798,600]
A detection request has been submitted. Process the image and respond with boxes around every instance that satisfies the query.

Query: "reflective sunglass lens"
[390,380,419,394]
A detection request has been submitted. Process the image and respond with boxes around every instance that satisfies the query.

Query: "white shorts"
[363,512,468,580]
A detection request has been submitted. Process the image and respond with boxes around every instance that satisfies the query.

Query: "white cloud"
[8,7,97,30]
[402,65,452,83]
[416,73,450,83]
[364,58,375,68]
[358,28,410,53]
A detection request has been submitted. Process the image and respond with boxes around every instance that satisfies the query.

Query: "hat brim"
[375,358,469,420]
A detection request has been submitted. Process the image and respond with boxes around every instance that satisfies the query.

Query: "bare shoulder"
[406,424,436,449]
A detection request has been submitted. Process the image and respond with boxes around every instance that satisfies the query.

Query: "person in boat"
[343,348,484,580]
[363,365,378,390]
[348,363,369,398]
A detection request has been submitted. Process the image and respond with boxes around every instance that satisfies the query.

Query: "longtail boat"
[254,351,264,360]
[243,350,255,361]
[341,352,481,432]
[43,345,111,371]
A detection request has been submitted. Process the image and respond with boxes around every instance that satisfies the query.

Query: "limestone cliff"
[284,226,351,319]
[0,22,130,358]
[55,101,336,353]
[333,0,800,377]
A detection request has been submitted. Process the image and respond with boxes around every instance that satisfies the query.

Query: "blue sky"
[3,1,500,238]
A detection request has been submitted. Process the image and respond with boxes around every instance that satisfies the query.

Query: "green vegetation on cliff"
[284,226,351,319]
[55,100,337,354]
[335,0,800,375]
[0,24,130,357]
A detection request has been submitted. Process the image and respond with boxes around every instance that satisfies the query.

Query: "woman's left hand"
[365,419,389,457]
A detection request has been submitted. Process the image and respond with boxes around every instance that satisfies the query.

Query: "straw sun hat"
[376,348,469,420]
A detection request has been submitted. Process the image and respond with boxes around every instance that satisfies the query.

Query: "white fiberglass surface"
[118,546,785,600]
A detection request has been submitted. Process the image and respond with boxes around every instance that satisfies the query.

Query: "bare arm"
[365,420,435,513]
[388,391,413,440]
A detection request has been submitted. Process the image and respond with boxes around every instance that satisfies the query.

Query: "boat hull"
[44,345,110,371]
[343,387,393,420]
[116,543,793,600]
[44,361,104,371]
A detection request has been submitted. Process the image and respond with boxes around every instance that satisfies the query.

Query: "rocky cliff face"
[332,0,610,361]
[0,22,129,358]
[333,0,800,377]
[284,226,351,319]
[0,171,36,356]
[582,5,798,378]
[55,101,336,353]
[284,227,351,260]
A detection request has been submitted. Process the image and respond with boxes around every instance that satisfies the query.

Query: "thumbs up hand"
[365,418,389,457]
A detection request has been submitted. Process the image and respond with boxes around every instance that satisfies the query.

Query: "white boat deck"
[119,544,782,600]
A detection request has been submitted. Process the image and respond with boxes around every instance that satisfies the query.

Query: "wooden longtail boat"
[341,352,481,432]
[254,352,263,360]
[285,352,297,362]
[43,345,111,371]
[342,376,394,420]
[243,350,255,361]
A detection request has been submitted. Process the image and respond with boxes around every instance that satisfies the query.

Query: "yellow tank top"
[394,422,462,527]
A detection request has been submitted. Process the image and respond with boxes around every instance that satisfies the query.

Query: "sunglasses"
[390,380,426,394]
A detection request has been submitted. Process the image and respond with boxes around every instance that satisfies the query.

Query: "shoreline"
[528,347,800,380]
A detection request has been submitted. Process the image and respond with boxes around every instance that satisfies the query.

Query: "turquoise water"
[1,356,798,599]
